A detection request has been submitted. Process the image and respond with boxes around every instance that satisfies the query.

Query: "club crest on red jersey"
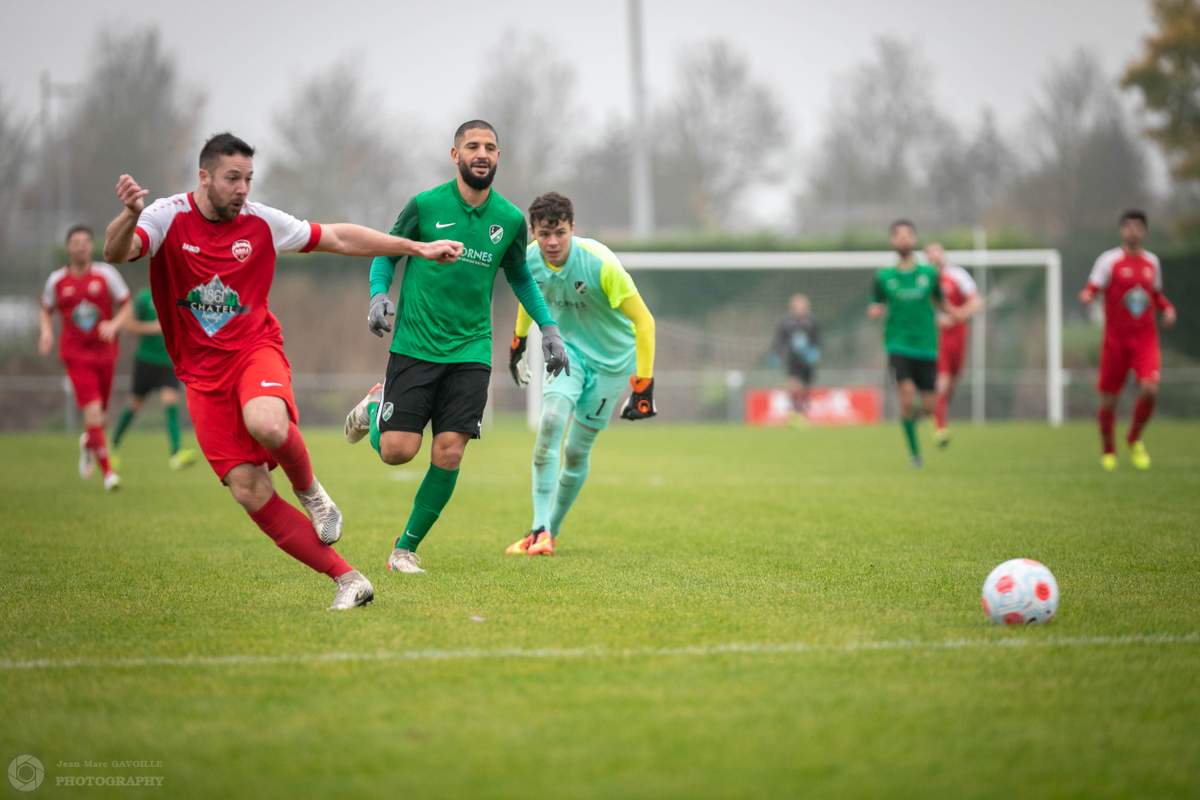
[232,239,253,262]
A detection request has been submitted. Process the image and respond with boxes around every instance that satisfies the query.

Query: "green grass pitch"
[2,421,1198,798]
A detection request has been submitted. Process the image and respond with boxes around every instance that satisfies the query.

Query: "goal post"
[525,249,1064,427]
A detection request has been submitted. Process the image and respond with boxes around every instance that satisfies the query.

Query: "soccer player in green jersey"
[868,219,947,467]
[110,287,198,470]
[503,193,657,557]
[343,120,568,575]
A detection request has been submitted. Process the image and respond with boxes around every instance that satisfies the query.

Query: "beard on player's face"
[206,185,244,221]
[458,156,497,191]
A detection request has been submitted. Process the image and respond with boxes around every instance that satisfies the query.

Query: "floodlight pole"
[627,0,654,239]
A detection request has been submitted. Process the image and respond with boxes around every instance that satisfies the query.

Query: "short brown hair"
[529,192,574,228]
[65,224,93,243]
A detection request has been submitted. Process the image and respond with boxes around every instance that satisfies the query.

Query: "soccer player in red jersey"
[39,224,131,492]
[926,242,982,448]
[1079,210,1176,471]
[101,133,463,609]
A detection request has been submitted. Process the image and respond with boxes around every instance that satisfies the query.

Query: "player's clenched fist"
[115,174,148,214]
[420,240,463,264]
[621,377,657,420]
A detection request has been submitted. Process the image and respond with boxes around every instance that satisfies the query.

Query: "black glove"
[367,293,395,337]
[621,377,657,420]
[509,335,529,387]
[541,325,570,378]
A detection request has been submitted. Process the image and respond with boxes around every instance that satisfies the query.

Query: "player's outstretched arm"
[104,174,148,263]
[314,223,462,263]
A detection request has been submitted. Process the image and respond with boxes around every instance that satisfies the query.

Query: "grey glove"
[541,324,570,378]
[367,293,395,337]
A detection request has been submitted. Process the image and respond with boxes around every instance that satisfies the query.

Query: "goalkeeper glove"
[541,325,570,378]
[367,293,395,337]
[621,377,657,420]
[509,335,529,387]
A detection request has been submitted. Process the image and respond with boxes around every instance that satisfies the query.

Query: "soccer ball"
[981,559,1059,625]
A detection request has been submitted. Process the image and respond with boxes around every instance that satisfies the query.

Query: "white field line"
[1,632,1197,673]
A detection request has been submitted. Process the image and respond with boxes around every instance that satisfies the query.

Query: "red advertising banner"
[745,387,883,426]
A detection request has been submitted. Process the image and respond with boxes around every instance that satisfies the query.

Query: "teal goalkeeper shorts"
[544,346,632,431]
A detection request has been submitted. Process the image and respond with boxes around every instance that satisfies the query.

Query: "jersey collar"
[449,179,494,216]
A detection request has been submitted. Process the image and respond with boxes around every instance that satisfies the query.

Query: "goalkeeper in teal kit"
[505,192,658,557]
[343,120,568,575]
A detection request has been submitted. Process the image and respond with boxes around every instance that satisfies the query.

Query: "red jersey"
[1086,247,1171,343]
[132,192,321,392]
[41,262,130,364]
[938,263,977,350]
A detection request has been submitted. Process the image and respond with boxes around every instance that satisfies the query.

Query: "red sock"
[249,493,351,579]
[1127,394,1156,444]
[267,422,314,493]
[934,391,949,430]
[1098,408,1116,454]
[86,425,113,476]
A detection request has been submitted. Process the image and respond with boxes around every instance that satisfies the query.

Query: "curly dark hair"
[528,192,574,228]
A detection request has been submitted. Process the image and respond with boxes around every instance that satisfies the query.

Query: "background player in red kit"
[102,133,462,609]
[1080,209,1176,472]
[925,242,982,448]
[39,224,131,492]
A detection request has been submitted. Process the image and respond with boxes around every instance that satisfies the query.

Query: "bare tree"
[262,61,422,229]
[927,109,1018,228]
[467,32,580,212]
[798,38,950,234]
[662,39,786,228]
[0,88,32,253]
[53,28,202,231]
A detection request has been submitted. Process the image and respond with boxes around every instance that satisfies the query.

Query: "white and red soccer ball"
[981,559,1059,625]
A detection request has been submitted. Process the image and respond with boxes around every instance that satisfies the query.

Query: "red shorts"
[938,341,966,378]
[185,345,299,481]
[1098,336,1160,394]
[64,359,115,409]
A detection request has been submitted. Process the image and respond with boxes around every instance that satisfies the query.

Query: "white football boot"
[329,570,374,610]
[295,479,343,544]
[103,472,121,492]
[344,382,383,444]
[387,548,425,574]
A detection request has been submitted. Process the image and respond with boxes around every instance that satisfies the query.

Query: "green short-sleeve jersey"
[872,263,942,360]
[133,287,172,366]
[369,180,554,366]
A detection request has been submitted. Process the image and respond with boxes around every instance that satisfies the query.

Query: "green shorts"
[544,346,632,431]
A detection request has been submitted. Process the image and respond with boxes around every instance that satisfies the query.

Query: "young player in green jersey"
[110,287,197,470]
[868,220,947,467]
[503,193,657,557]
[343,120,568,575]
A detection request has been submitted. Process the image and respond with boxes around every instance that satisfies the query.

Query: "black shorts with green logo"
[131,358,180,397]
[377,353,490,439]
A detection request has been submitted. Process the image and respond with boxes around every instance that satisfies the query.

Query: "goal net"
[518,249,1063,428]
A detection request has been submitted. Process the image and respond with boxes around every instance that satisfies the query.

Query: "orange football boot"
[505,527,542,555]
[527,529,556,556]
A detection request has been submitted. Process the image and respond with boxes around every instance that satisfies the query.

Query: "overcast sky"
[1,0,1159,222]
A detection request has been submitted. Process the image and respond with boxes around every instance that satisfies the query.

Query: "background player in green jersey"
[867,219,947,467]
[343,120,568,575]
[110,287,197,470]
[504,193,657,557]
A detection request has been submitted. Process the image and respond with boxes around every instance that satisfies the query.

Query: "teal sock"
[112,407,135,447]
[902,416,920,458]
[165,405,180,455]
[531,396,572,530]
[548,420,600,536]
[368,401,381,454]
[396,464,459,552]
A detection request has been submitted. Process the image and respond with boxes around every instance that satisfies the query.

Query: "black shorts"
[786,362,814,385]
[377,353,490,439]
[131,358,179,397]
[889,354,937,393]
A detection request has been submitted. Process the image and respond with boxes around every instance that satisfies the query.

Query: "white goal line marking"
[1,632,1196,673]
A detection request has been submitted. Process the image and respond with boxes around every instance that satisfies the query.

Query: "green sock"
[902,416,920,458]
[368,401,381,454]
[165,405,181,455]
[396,464,459,552]
[112,407,135,447]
